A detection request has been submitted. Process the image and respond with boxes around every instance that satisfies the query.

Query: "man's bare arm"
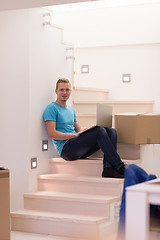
[46,120,78,140]
[74,122,82,133]
[74,121,88,133]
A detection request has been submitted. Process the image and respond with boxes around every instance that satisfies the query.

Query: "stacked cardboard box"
[0,168,10,240]
[115,113,160,144]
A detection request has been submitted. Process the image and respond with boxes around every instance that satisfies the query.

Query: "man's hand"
[74,122,89,134]
[77,127,89,134]
[70,133,79,138]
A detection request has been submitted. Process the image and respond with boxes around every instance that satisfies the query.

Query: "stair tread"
[38,174,124,183]
[85,157,140,164]
[73,100,154,104]
[50,157,140,165]
[24,191,120,203]
[50,157,101,164]
[12,231,82,240]
[11,210,108,223]
[77,114,96,117]
[73,86,109,93]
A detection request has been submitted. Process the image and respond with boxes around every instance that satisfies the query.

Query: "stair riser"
[38,179,122,197]
[73,103,154,115]
[24,197,109,217]
[11,216,102,240]
[73,91,108,102]
[73,104,96,115]
[50,161,103,176]
[89,144,140,161]
[117,144,140,160]
[76,116,115,129]
[77,116,96,128]
[50,157,140,177]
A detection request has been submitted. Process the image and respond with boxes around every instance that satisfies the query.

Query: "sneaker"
[102,167,124,178]
[116,165,126,175]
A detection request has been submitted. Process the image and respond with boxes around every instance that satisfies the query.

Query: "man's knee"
[104,127,117,142]
[96,126,108,136]
[107,127,117,137]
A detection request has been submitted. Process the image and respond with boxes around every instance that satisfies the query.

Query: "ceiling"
[1,0,160,11]
[0,0,98,11]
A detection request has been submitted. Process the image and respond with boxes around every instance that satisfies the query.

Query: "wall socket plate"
[31,158,37,169]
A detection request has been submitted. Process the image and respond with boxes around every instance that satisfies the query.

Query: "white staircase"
[11,87,156,239]
[72,87,154,128]
[11,158,125,240]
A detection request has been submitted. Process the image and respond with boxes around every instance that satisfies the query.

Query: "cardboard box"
[0,168,10,240]
[115,113,160,144]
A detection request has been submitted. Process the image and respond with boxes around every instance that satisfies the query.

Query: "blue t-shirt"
[43,102,77,155]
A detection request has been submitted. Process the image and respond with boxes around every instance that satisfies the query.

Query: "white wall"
[28,8,73,192]
[52,2,160,112]
[0,9,30,211]
[52,2,160,48]
[0,8,73,211]
[74,44,160,112]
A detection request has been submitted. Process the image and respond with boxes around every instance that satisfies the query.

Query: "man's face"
[55,82,71,102]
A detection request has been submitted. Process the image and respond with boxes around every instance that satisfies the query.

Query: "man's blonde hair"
[56,78,71,90]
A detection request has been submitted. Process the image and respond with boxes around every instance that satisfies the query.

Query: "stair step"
[76,114,96,128]
[11,210,117,240]
[76,114,115,128]
[24,191,120,217]
[73,100,154,115]
[73,87,109,102]
[117,143,140,160]
[83,143,140,160]
[88,144,140,161]
[38,174,123,197]
[50,158,103,176]
[11,231,82,240]
[50,158,140,176]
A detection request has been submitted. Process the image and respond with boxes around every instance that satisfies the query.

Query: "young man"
[44,78,125,178]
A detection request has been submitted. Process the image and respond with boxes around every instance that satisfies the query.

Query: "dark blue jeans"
[61,126,124,170]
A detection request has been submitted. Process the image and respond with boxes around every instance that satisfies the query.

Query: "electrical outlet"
[31,158,37,169]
